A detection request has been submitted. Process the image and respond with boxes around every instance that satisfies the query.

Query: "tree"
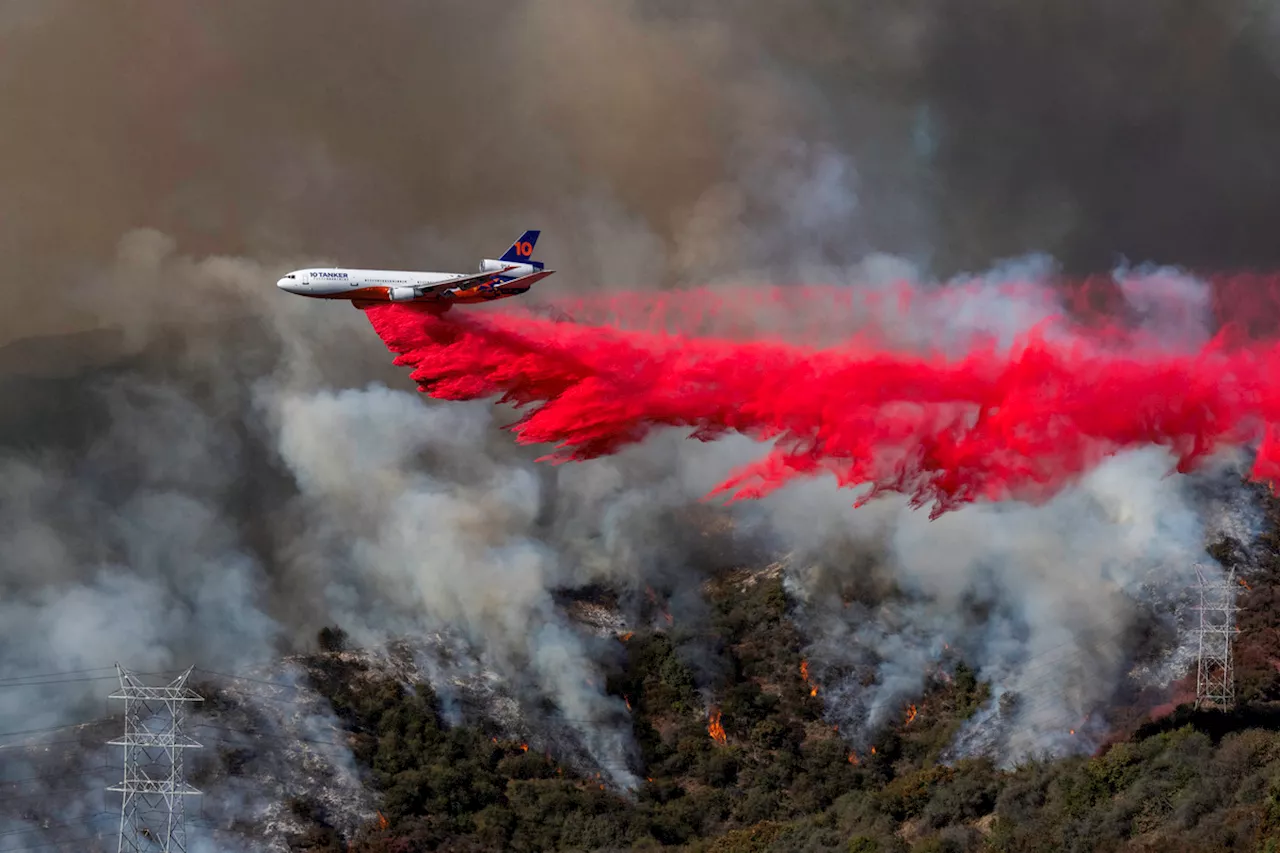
[318,624,349,653]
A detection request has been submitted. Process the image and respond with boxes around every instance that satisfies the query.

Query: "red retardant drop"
[362,279,1280,520]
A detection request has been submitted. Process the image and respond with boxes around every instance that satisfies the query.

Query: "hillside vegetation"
[200,493,1280,853]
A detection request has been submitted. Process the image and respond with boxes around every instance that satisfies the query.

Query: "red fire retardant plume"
[362,278,1280,519]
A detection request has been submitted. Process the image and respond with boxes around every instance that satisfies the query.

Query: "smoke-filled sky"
[7,0,1280,341]
[2,0,1278,833]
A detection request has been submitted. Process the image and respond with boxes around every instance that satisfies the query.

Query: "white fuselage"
[275,258,551,308]
[277,268,466,299]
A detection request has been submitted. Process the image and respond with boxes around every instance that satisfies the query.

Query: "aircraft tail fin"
[499,230,543,269]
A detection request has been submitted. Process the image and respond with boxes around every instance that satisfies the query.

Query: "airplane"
[275,230,554,311]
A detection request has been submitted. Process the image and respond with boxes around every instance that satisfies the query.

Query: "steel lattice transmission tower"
[107,664,203,852]
[1193,564,1241,710]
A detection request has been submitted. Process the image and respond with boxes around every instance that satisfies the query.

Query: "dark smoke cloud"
[918,0,1280,274]
[6,1,1279,329]
[2,0,1278,840]
[725,0,1280,275]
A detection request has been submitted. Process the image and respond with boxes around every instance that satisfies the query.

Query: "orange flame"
[377,811,389,830]
[520,743,529,752]
[620,631,634,642]
[801,659,818,696]
[870,746,877,754]
[663,610,673,625]
[624,697,632,711]
[1239,578,1252,591]
[848,752,859,765]
[1069,729,1076,735]
[708,707,727,745]
[905,704,918,725]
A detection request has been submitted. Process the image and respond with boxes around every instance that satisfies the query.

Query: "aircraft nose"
[277,276,297,293]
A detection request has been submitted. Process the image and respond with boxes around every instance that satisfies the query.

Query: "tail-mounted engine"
[479,258,536,276]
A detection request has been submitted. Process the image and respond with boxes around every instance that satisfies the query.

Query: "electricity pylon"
[107,664,203,852]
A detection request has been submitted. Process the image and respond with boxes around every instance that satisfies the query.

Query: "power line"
[0,719,116,743]
[0,737,114,752]
[1,785,112,805]
[0,673,173,691]
[0,668,116,686]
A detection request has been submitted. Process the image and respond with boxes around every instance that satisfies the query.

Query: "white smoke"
[265,384,640,788]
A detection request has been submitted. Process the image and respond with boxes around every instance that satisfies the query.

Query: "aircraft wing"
[416,265,523,295]
[353,268,555,312]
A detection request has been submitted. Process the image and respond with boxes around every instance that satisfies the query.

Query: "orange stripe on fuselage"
[310,286,394,301]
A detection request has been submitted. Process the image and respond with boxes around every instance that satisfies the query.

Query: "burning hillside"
[9,2,1280,850]
[149,515,1280,851]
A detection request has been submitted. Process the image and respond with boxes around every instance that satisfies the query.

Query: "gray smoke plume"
[773,445,1257,766]
[3,1,1280,847]
[263,383,643,787]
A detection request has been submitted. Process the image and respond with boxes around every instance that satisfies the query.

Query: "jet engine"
[479,258,536,276]
[388,286,418,302]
